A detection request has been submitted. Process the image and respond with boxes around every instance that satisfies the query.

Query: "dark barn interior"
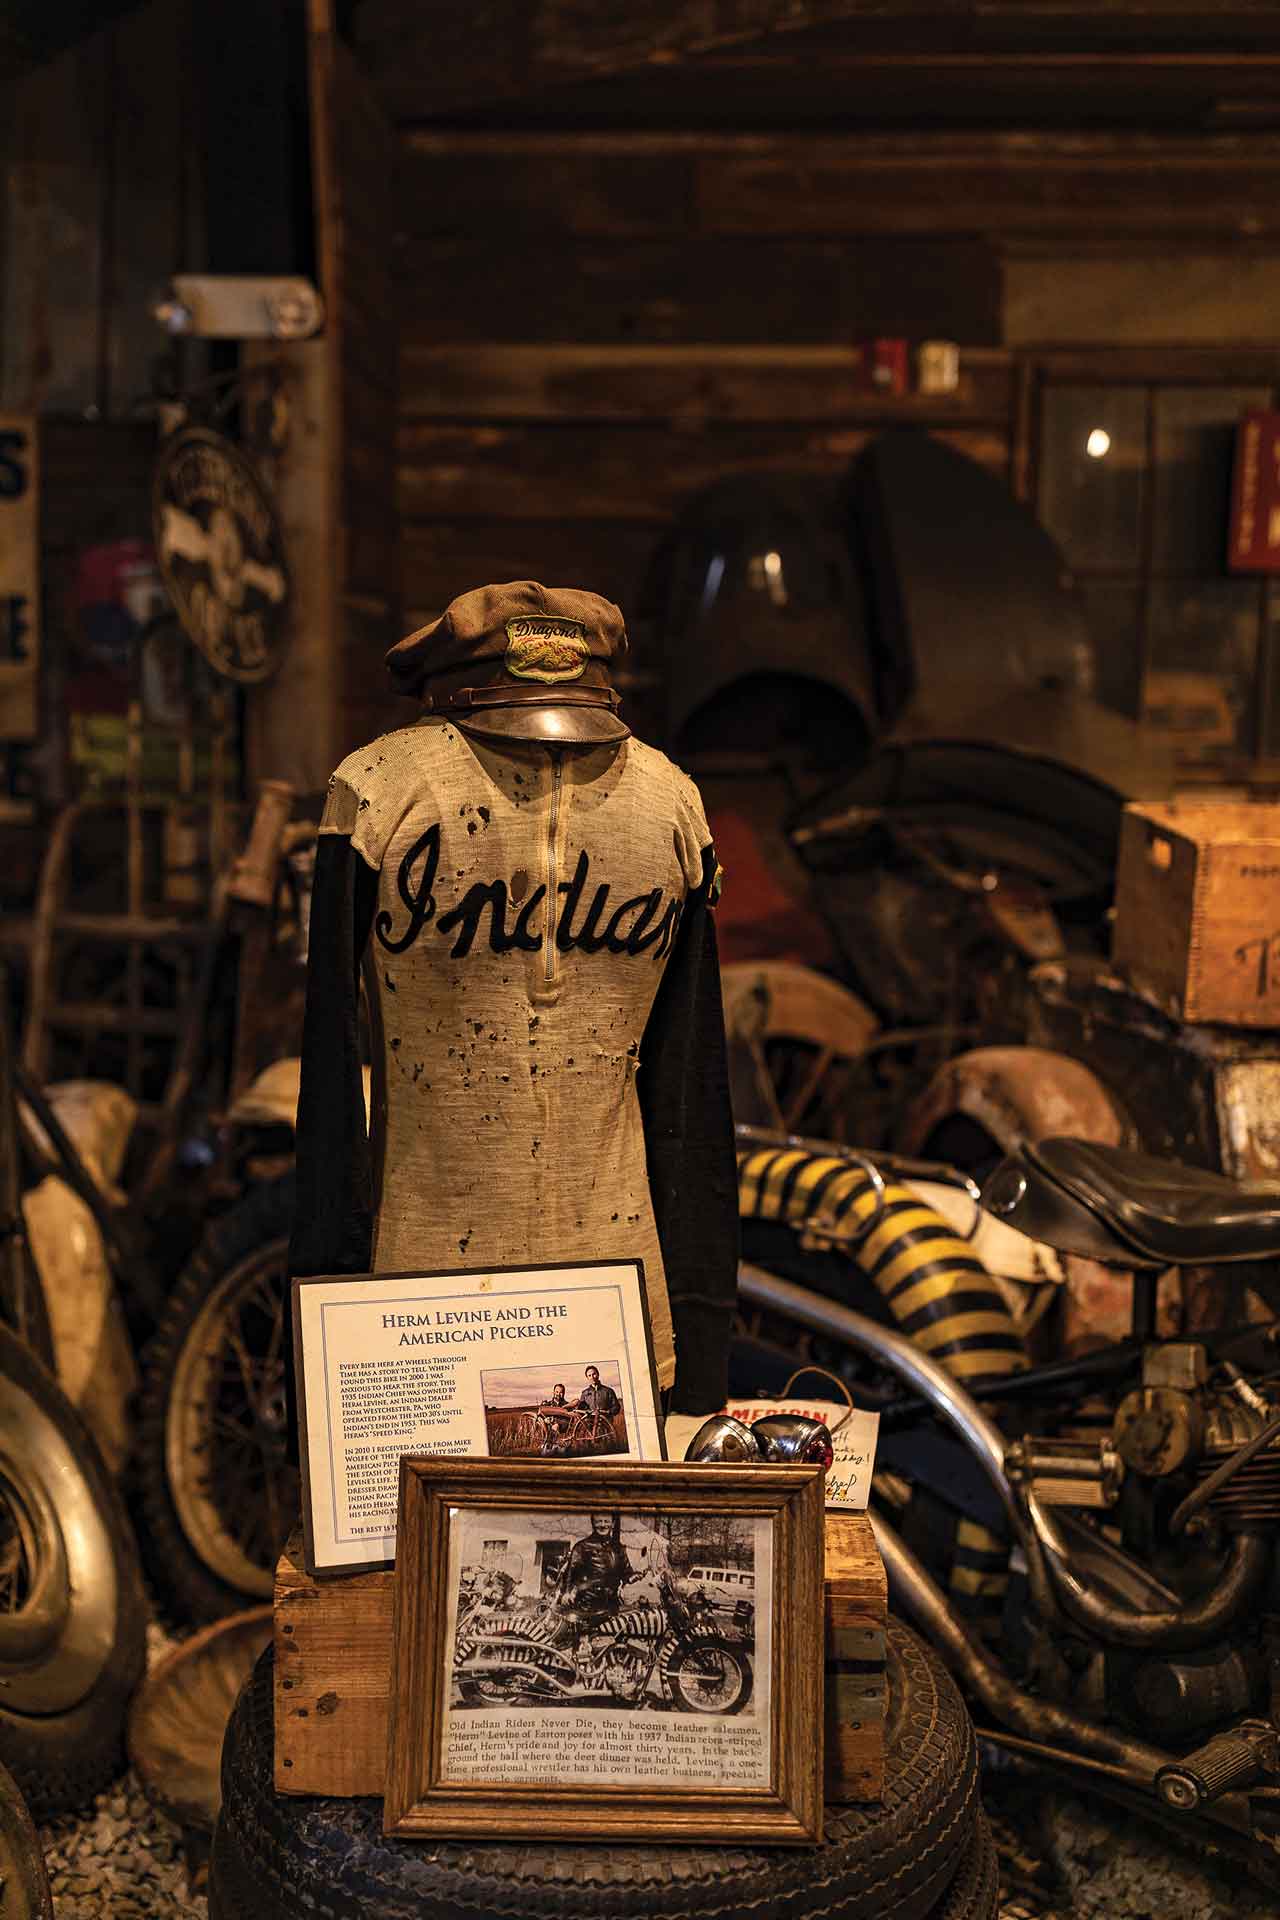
[6,5,1280,1916]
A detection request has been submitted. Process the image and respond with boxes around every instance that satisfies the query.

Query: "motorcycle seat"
[983,1136,1280,1267]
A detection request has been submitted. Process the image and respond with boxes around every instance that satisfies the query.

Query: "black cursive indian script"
[375,824,683,962]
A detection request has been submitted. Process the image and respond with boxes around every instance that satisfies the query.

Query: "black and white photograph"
[438,1502,772,1793]
[450,1507,757,1716]
[480,1362,629,1458]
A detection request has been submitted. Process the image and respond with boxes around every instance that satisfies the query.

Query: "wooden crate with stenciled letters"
[273,1510,886,1802]
[1114,801,1280,1027]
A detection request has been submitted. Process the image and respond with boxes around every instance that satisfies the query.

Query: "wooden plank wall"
[327,42,402,758]
[302,7,404,769]
[391,130,1012,749]
[0,1,194,810]
[36,421,157,805]
[1,0,197,418]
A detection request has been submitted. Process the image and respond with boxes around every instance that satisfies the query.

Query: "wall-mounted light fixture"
[152,276,325,341]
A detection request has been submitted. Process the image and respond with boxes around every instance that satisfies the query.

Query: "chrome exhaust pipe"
[738,1261,1272,1651]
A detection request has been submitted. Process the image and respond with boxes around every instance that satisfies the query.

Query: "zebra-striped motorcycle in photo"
[452,1572,752,1716]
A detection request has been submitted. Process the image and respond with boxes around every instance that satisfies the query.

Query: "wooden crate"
[1113,800,1280,1027]
[823,1511,887,1802]
[275,1510,886,1802]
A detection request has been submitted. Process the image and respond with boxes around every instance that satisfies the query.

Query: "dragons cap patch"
[504,614,589,683]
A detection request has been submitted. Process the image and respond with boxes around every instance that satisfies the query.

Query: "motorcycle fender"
[898,1045,1128,1163]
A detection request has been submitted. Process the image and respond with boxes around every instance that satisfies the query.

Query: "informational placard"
[666,1397,880,1509]
[294,1260,664,1574]
[0,416,39,740]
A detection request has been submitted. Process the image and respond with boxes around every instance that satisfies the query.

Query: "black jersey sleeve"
[638,842,738,1415]
[285,832,378,1460]
[289,831,379,1281]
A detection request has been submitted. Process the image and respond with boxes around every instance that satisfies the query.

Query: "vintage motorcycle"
[453,1572,753,1716]
[735,1127,1280,1887]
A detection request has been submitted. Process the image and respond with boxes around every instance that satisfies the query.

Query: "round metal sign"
[153,428,290,684]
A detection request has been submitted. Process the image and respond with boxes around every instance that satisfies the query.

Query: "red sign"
[1229,411,1280,573]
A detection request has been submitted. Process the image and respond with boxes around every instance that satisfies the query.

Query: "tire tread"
[212,1619,980,1920]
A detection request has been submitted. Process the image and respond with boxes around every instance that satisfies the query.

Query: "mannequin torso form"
[319,716,715,1388]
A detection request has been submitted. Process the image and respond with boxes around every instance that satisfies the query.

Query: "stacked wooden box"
[1114,801,1280,1027]
[273,1511,887,1803]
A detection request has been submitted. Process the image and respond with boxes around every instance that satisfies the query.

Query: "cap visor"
[453,703,630,747]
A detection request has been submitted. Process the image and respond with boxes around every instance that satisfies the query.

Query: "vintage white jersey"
[318,717,715,1386]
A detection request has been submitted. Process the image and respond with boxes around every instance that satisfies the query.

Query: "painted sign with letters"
[1230,411,1280,573]
[0,416,39,740]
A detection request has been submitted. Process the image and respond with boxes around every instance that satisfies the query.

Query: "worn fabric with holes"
[288,716,738,1408]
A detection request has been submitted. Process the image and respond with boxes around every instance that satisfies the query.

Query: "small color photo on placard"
[481,1361,628,1458]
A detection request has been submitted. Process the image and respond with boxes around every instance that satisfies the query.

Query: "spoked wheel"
[166,1240,294,1588]
[667,1638,752,1715]
[722,962,877,1143]
[0,1326,145,1818]
[576,1411,611,1448]
[137,1176,297,1624]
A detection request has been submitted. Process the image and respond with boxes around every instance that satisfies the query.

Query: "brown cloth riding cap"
[385,581,630,746]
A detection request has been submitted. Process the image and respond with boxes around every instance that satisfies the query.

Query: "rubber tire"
[134,1175,294,1626]
[934,1812,997,1920]
[213,1818,998,1920]
[666,1638,752,1715]
[0,1326,146,1820]
[209,1617,981,1920]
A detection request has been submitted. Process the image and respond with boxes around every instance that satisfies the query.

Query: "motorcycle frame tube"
[871,1510,1254,1848]
[738,1262,1272,1652]
[1023,1500,1271,1654]
[738,1262,1021,1532]
[870,1509,1165,1782]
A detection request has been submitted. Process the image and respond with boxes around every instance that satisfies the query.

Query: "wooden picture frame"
[385,1459,825,1845]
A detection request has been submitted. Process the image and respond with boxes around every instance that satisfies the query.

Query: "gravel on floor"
[39,1773,205,1920]
[37,1617,209,1920]
[985,1762,1280,1920]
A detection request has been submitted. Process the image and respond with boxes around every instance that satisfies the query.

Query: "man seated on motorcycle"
[548,1512,634,1645]
[537,1383,574,1453]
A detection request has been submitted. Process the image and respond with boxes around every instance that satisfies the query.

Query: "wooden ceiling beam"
[359,1,1280,122]
[398,128,1280,242]
[700,129,1280,239]
[466,54,1280,131]
[398,343,1013,425]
